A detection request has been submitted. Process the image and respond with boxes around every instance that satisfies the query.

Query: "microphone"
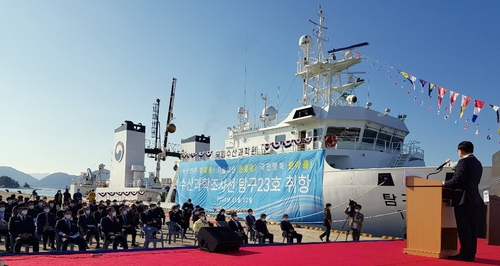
[435,159,451,171]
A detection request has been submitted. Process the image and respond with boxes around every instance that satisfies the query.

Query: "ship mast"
[297,6,368,107]
[145,78,180,185]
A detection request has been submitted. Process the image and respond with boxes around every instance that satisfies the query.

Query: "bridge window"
[392,136,404,150]
[326,127,360,141]
[293,107,315,119]
[275,134,286,142]
[362,129,377,143]
[376,132,393,146]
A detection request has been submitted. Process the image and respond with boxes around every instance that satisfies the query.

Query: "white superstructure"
[173,6,492,237]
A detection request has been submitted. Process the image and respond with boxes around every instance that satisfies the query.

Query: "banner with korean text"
[176,150,325,222]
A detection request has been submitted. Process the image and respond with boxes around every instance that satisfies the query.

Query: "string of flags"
[363,55,500,143]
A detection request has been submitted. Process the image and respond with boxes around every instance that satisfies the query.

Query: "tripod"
[334,215,351,241]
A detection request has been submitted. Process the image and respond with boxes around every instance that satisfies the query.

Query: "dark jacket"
[255,219,269,234]
[93,210,106,224]
[100,216,121,237]
[116,213,136,228]
[55,218,80,236]
[36,212,57,232]
[245,214,256,229]
[228,219,244,233]
[9,215,36,238]
[444,154,484,206]
[323,208,332,226]
[78,213,98,229]
[168,210,183,224]
[280,220,295,233]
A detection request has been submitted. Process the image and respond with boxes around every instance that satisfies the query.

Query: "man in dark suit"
[8,204,39,253]
[100,207,128,249]
[55,209,87,251]
[245,208,256,241]
[93,205,106,226]
[149,203,163,231]
[78,206,100,248]
[0,202,12,251]
[228,212,248,244]
[140,205,153,226]
[254,213,273,244]
[319,203,332,242]
[36,204,57,250]
[443,141,483,262]
[168,205,183,226]
[117,206,138,247]
[280,214,302,243]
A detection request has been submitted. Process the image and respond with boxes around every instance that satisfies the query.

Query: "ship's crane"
[145,78,181,185]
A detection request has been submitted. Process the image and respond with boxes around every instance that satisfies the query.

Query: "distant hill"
[29,173,51,180]
[0,166,109,189]
[0,166,39,187]
[38,172,78,189]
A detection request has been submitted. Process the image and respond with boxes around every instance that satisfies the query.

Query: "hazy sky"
[1,1,499,178]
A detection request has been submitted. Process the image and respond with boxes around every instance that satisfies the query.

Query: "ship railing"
[401,140,425,158]
[179,135,416,162]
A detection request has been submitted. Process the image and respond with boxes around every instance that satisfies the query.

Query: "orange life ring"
[325,135,337,148]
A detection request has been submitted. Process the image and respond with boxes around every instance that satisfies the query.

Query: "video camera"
[346,199,358,217]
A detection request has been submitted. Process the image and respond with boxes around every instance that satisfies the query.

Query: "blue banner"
[176,150,324,222]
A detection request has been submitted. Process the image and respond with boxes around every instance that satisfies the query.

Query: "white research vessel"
[168,6,492,238]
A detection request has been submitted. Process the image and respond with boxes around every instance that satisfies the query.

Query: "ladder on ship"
[392,153,410,167]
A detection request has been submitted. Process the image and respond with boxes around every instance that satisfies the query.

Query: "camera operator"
[344,202,364,241]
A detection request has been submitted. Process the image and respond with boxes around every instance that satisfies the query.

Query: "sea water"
[5,187,61,198]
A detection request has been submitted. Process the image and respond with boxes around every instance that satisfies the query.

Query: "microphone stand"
[426,167,444,179]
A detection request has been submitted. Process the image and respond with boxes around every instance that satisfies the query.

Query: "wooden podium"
[403,176,458,258]
[487,195,500,245]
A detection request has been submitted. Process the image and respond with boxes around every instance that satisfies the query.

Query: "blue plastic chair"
[165,221,183,245]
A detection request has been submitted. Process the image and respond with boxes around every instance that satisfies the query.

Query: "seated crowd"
[0,189,166,253]
[189,204,302,246]
[0,192,305,254]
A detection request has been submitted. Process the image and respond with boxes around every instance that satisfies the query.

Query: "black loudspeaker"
[197,227,241,252]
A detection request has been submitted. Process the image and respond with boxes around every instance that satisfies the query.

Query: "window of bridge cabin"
[275,134,286,142]
[392,136,404,150]
[362,129,377,143]
[326,127,360,141]
[376,132,393,146]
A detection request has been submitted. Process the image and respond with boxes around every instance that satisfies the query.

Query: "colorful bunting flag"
[419,79,427,87]
[409,76,417,89]
[449,91,459,114]
[460,95,471,118]
[437,87,447,109]
[471,100,485,123]
[399,71,409,79]
[428,83,435,98]
[491,104,500,123]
